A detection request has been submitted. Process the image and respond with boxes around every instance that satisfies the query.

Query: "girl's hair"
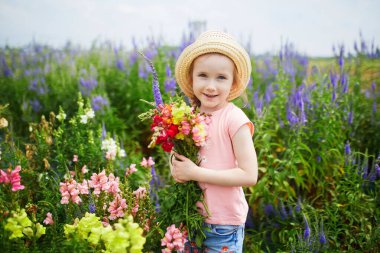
[187,53,246,107]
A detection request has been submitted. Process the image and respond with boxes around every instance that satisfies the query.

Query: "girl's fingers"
[173,152,186,161]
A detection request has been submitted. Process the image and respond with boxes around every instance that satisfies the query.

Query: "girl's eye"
[198,73,207,77]
[217,75,226,80]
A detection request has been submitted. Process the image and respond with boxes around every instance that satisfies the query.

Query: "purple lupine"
[303,214,310,240]
[286,106,298,126]
[149,164,160,211]
[376,164,380,179]
[253,91,263,118]
[329,71,338,89]
[79,76,98,97]
[362,162,368,179]
[30,98,42,112]
[372,82,377,113]
[354,41,358,53]
[341,73,348,93]
[29,78,48,95]
[319,221,327,244]
[115,58,125,71]
[247,78,253,91]
[344,141,351,156]
[138,63,148,80]
[264,204,275,217]
[338,44,344,72]
[89,203,96,213]
[280,202,288,220]
[1,55,13,77]
[287,205,293,218]
[139,52,163,106]
[91,95,109,111]
[295,198,302,212]
[164,78,177,96]
[101,121,107,140]
[129,51,138,65]
[264,84,273,105]
[164,64,177,95]
[348,107,353,125]
[331,81,337,103]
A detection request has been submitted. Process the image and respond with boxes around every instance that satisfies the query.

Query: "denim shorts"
[184,223,245,253]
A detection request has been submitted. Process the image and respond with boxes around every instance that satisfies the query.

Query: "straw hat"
[175,30,252,101]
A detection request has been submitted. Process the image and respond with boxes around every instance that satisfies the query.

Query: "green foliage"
[0,36,379,252]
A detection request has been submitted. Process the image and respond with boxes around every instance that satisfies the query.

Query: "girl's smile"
[192,53,235,113]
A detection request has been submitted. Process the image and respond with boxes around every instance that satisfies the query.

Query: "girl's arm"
[171,124,258,187]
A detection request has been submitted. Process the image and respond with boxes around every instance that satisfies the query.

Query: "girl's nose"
[205,80,217,91]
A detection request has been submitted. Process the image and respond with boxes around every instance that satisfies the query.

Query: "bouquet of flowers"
[138,53,210,248]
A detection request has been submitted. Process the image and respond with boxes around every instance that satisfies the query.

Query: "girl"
[171,31,258,252]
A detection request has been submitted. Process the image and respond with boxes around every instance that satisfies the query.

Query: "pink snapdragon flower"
[140,157,155,168]
[81,165,88,174]
[180,121,191,135]
[0,165,25,191]
[125,164,137,176]
[161,224,188,252]
[43,212,54,225]
[133,186,147,199]
[107,173,120,195]
[73,155,78,162]
[108,194,127,220]
[59,179,81,204]
[89,170,109,195]
[77,179,89,194]
[132,203,139,217]
[0,169,10,184]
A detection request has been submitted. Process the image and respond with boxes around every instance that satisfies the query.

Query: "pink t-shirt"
[197,102,254,225]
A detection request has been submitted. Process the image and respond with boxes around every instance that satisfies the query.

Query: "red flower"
[167,124,179,138]
[161,141,174,152]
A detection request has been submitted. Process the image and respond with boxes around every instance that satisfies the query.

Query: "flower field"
[0,32,379,252]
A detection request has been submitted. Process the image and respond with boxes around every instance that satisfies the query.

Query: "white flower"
[80,115,88,124]
[57,111,67,121]
[118,148,126,158]
[0,117,8,128]
[102,137,118,160]
[80,109,95,124]
[85,108,95,119]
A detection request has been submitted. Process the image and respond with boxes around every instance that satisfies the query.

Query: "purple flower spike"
[139,52,163,107]
[303,214,310,240]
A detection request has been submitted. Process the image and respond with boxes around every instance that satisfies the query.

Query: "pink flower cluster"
[60,170,120,204]
[140,157,155,168]
[88,170,120,195]
[59,179,87,204]
[59,170,127,220]
[191,114,210,147]
[161,224,188,253]
[125,164,137,176]
[0,165,25,191]
[108,194,127,220]
[43,212,54,225]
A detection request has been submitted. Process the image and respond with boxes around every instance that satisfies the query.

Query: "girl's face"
[192,53,235,113]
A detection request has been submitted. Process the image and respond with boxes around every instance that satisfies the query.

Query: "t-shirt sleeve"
[228,106,254,138]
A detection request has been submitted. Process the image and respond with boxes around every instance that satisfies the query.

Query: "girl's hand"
[171,152,198,183]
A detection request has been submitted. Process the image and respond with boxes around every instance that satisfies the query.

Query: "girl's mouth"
[204,93,217,98]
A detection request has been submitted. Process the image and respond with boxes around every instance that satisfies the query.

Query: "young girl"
[171,31,258,252]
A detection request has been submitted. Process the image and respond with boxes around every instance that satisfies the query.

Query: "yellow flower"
[172,102,191,125]
[175,132,185,140]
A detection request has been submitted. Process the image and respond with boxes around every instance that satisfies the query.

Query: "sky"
[0,0,379,56]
